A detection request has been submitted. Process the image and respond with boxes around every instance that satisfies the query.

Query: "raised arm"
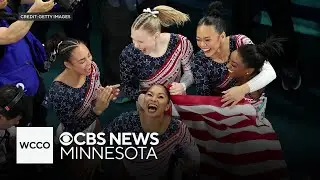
[0,0,54,45]
[119,45,140,100]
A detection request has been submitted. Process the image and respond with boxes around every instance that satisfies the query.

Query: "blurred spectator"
[0,85,33,178]
[232,0,302,90]
[29,0,92,47]
[0,0,54,126]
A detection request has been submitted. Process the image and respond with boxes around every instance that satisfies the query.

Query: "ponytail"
[256,37,285,61]
[154,6,189,27]
[237,37,285,74]
[132,5,189,34]
[44,33,82,62]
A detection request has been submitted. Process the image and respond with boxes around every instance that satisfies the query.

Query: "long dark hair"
[44,33,83,62]
[198,1,226,34]
[237,37,285,74]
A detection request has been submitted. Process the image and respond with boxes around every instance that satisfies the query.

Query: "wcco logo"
[19,141,51,149]
[16,127,53,164]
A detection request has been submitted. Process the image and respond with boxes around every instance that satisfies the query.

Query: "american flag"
[170,95,288,179]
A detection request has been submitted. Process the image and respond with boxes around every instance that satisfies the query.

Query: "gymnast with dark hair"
[228,38,284,100]
[214,37,288,178]
[192,1,277,107]
[178,37,289,178]
[103,84,200,179]
[42,33,120,179]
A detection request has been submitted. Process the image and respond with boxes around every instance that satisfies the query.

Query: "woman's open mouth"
[147,104,158,113]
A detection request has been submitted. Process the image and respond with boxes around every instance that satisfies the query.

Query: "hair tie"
[56,41,63,53]
[16,83,25,90]
[143,8,159,17]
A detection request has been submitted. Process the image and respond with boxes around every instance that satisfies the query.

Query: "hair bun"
[44,32,68,55]
[206,1,224,18]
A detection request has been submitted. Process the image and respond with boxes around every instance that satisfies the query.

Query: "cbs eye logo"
[59,132,73,146]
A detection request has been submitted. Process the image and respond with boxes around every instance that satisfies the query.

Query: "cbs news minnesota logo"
[16,127,53,164]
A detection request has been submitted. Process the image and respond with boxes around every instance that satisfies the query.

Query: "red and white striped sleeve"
[178,35,194,90]
[234,34,254,48]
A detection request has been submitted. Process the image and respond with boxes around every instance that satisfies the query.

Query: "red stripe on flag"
[204,112,256,121]
[179,112,262,130]
[171,94,287,178]
[171,95,248,106]
[178,111,254,122]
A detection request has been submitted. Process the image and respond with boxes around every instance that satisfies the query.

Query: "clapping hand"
[93,84,120,115]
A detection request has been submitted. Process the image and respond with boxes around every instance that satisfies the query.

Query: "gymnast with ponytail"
[192,1,278,107]
[42,33,120,179]
[188,37,289,179]
[227,37,285,100]
[119,5,194,103]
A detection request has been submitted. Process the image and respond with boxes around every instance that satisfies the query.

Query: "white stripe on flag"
[184,120,276,139]
[174,104,257,116]
[202,115,253,126]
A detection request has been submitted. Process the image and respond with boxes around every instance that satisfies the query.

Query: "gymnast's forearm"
[180,71,194,90]
[0,5,47,45]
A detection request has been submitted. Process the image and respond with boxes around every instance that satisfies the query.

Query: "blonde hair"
[132,5,190,35]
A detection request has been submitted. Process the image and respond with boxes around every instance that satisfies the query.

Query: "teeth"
[148,104,157,108]
[202,49,210,52]
[228,69,233,73]
[148,105,157,112]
